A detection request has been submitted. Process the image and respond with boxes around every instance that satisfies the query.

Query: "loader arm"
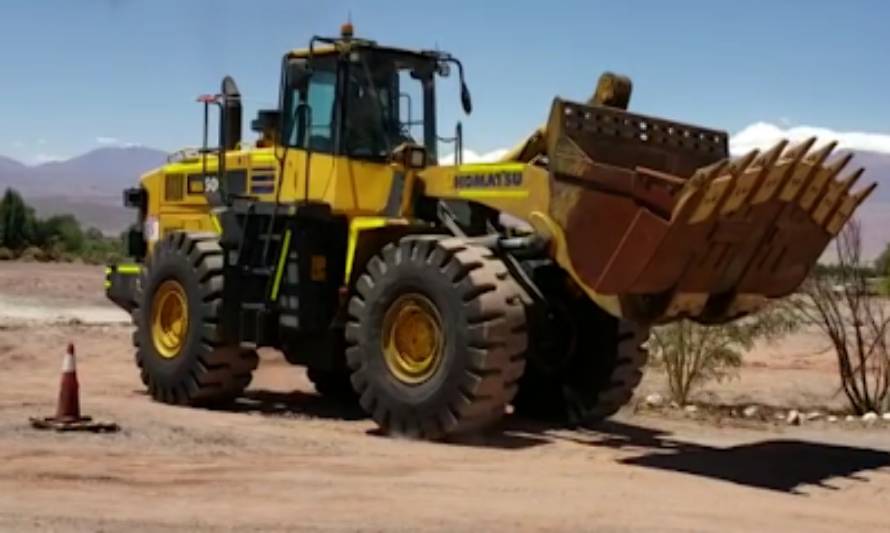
[418,97,877,325]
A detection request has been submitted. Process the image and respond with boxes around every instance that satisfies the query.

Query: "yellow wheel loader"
[105,24,876,439]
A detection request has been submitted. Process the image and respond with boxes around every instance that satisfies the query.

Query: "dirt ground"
[1,262,889,532]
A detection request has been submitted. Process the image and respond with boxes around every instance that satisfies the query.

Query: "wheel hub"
[151,279,188,359]
[382,293,443,384]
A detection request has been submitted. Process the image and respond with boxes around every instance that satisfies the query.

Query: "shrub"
[19,246,47,262]
[649,302,800,405]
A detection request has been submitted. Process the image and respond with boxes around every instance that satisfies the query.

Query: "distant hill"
[0,155,27,173]
[0,146,168,197]
[0,145,886,258]
[0,146,167,235]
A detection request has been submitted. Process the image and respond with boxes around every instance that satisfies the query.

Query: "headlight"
[392,143,427,170]
[144,216,160,243]
[407,147,427,169]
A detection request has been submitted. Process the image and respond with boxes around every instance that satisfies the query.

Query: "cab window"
[285,60,337,153]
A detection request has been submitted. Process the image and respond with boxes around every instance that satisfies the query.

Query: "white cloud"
[32,153,62,164]
[731,122,890,156]
[11,141,24,148]
[439,148,509,166]
[96,136,139,148]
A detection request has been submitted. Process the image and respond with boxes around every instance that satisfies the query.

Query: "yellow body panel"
[140,146,617,314]
[416,162,621,314]
[140,147,404,246]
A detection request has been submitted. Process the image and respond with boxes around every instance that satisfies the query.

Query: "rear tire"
[345,237,527,440]
[514,266,649,425]
[133,232,258,406]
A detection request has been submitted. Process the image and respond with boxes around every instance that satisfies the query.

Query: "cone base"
[29,416,119,433]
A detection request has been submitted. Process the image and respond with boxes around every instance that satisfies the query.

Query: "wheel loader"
[105,23,876,439]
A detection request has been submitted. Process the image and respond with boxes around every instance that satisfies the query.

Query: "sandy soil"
[1,262,889,532]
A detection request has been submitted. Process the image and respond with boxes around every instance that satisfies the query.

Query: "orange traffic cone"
[30,343,118,432]
[55,343,81,421]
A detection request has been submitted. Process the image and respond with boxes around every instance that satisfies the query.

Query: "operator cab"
[253,23,472,167]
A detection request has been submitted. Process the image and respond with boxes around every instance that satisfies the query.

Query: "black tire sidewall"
[359,258,473,420]
[137,237,211,389]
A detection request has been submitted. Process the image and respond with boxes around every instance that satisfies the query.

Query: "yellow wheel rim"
[151,279,189,359]
[382,293,444,384]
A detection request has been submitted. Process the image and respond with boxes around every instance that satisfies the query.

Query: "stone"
[862,412,879,423]
[786,409,802,426]
[882,413,890,421]
[845,415,857,422]
[742,406,759,418]
[644,393,664,408]
[804,411,822,421]
[827,415,838,422]
[683,404,699,414]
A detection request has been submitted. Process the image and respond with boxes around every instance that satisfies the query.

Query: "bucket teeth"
[611,137,877,322]
[826,179,876,235]
[778,138,827,202]
[817,168,877,232]
[812,163,861,225]
[720,140,787,214]
[800,148,851,211]
[686,150,758,224]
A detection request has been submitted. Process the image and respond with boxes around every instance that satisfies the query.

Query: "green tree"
[0,188,37,250]
[37,214,84,253]
[876,242,890,295]
[876,242,890,276]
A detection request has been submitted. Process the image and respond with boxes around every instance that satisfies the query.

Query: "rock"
[774,412,786,421]
[644,393,664,408]
[827,415,838,423]
[862,412,879,423]
[669,401,681,409]
[845,415,857,422]
[804,411,822,421]
[683,404,699,414]
[882,413,890,421]
[786,409,802,426]
[742,405,759,418]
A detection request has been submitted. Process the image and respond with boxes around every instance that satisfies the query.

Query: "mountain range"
[0,146,887,258]
[0,147,168,234]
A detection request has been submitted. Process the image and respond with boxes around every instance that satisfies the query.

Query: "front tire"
[133,232,258,406]
[345,237,527,440]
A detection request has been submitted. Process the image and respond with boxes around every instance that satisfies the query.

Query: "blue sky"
[1,0,889,163]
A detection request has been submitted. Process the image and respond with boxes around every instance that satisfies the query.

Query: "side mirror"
[286,60,311,94]
[460,82,473,115]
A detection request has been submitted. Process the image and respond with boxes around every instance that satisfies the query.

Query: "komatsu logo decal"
[454,171,523,189]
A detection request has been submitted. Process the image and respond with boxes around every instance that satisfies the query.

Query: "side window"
[289,70,337,153]
[397,70,424,144]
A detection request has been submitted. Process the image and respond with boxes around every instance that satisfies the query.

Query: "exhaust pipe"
[221,76,242,152]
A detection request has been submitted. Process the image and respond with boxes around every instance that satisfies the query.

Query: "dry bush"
[794,220,890,414]
[650,303,799,405]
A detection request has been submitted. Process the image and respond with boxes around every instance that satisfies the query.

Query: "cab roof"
[287,39,438,59]
[286,22,441,59]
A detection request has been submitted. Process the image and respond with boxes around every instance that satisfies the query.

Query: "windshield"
[345,51,434,159]
[283,50,437,161]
